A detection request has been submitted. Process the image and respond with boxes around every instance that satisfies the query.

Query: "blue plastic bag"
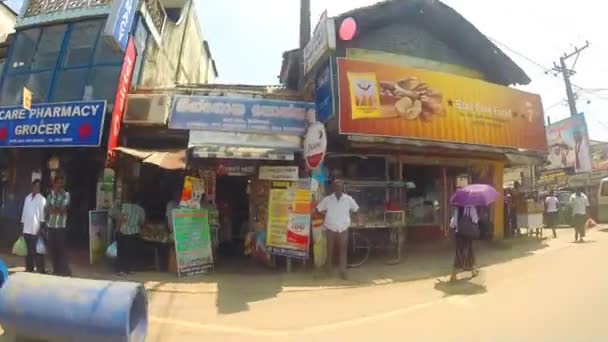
[106,241,117,259]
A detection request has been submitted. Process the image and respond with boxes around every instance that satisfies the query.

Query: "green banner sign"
[172,208,213,276]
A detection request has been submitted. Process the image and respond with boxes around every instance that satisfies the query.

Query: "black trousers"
[116,233,139,273]
[48,228,71,276]
[23,233,45,273]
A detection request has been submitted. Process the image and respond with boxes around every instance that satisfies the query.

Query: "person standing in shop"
[315,179,360,280]
[21,179,46,273]
[545,191,559,238]
[115,193,146,275]
[46,174,72,276]
[569,188,589,243]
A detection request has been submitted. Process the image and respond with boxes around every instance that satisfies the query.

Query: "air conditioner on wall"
[123,94,171,125]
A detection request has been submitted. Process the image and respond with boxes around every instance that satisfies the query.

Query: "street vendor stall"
[110,148,187,271]
[344,180,408,266]
[516,194,545,238]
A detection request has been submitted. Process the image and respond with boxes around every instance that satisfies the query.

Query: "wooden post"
[492,161,505,240]
[286,257,293,273]
[442,166,448,236]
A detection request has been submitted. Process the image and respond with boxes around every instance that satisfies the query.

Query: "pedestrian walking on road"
[315,179,360,280]
[46,174,72,276]
[449,205,479,282]
[545,191,559,238]
[21,179,46,274]
[569,188,589,242]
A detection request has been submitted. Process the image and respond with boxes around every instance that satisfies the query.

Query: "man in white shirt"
[315,180,360,280]
[545,191,559,238]
[569,188,589,242]
[21,179,47,273]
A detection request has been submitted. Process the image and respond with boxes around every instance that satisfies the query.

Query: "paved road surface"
[146,227,608,341]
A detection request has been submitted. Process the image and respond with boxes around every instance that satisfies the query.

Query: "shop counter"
[138,223,174,271]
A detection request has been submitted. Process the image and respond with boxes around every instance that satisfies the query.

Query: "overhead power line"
[488,37,604,95]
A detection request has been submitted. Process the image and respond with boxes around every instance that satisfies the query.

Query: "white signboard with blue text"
[169,95,314,136]
[0,101,106,148]
[104,0,139,52]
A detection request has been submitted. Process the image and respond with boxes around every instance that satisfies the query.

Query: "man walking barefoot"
[315,180,360,280]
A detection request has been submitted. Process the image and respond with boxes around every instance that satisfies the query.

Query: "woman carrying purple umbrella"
[449,184,499,282]
[449,205,479,281]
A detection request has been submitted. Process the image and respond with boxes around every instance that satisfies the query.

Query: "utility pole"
[552,41,590,117]
[300,0,311,49]
[298,0,311,90]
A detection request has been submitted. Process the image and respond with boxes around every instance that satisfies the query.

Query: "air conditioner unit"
[123,94,172,125]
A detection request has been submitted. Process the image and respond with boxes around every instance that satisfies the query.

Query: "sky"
[5,0,608,140]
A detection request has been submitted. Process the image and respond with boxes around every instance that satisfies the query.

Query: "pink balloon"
[339,17,357,41]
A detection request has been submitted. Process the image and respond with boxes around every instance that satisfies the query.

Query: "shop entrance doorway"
[215,176,250,259]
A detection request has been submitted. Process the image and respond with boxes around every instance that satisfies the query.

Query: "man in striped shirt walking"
[46,174,71,276]
[115,193,145,275]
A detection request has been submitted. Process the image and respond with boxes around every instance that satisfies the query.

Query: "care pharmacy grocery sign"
[0,101,106,147]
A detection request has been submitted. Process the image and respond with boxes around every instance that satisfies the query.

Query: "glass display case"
[406,195,441,226]
[344,180,408,228]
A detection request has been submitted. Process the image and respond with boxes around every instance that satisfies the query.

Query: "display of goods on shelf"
[141,223,173,243]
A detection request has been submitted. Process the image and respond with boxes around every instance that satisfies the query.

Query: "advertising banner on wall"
[266,179,312,259]
[107,38,137,161]
[590,141,608,170]
[104,0,140,52]
[337,58,547,152]
[170,95,315,135]
[0,101,106,147]
[546,115,592,173]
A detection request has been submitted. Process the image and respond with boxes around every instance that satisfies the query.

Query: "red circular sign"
[339,17,357,41]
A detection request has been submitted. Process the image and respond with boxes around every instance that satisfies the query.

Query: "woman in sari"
[449,205,479,282]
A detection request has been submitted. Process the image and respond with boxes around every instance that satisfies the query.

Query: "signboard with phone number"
[0,101,106,148]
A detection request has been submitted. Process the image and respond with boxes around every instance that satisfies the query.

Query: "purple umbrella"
[451,184,500,206]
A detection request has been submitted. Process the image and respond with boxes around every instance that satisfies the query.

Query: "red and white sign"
[107,38,137,162]
[303,121,327,170]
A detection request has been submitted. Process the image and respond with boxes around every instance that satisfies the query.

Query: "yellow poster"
[180,176,204,208]
[339,58,547,152]
[347,72,383,119]
[266,180,311,258]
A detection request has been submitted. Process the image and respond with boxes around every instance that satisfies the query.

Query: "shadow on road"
[434,277,487,297]
[0,234,550,315]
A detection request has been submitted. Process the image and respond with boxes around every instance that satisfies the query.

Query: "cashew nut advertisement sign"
[337,58,547,152]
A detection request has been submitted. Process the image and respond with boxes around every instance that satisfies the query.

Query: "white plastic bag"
[36,238,46,255]
[106,241,117,259]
